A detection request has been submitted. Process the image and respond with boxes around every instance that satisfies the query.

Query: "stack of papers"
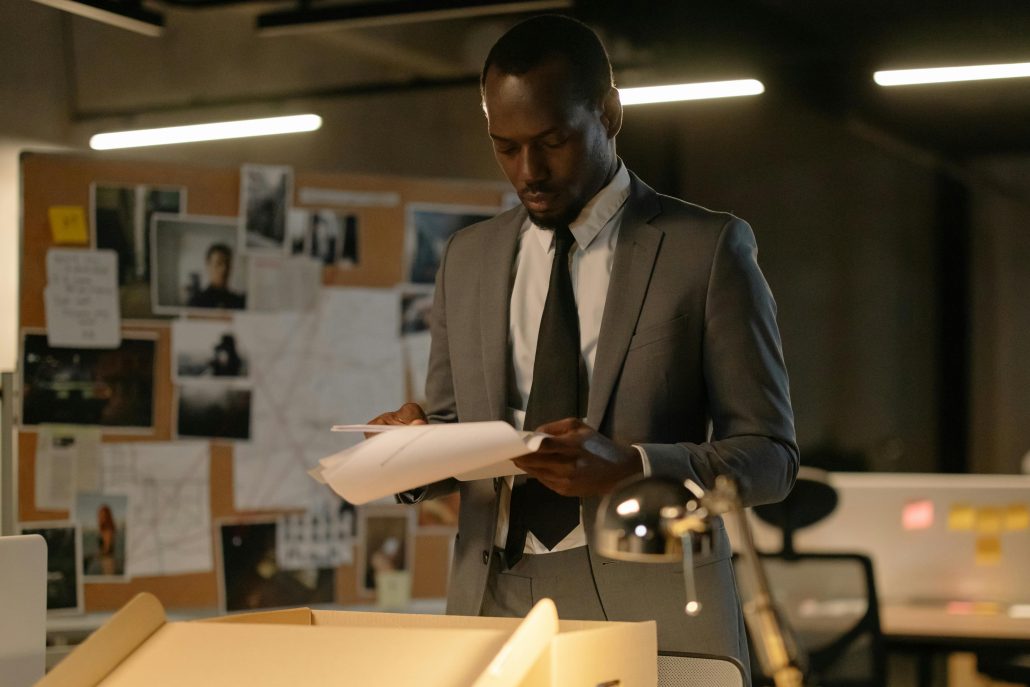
[311,421,544,504]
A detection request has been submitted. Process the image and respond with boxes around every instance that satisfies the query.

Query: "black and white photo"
[241,164,293,251]
[172,320,249,381]
[151,214,247,313]
[19,522,83,613]
[176,382,252,441]
[92,182,186,319]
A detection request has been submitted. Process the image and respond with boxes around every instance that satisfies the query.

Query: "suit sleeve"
[397,233,460,504]
[639,218,799,507]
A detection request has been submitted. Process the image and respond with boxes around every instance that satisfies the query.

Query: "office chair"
[658,651,747,687]
[739,468,888,687]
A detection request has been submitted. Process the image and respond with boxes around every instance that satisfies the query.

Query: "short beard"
[526,203,584,231]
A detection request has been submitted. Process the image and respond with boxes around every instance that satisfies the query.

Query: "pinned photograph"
[152,214,247,313]
[218,519,335,612]
[285,208,310,256]
[400,290,434,335]
[405,204,497,284]
[19,522,83,613]
[359,506,414,596]
[91,183,186,318]
[241,164,293,251]
[76,492,128,581]
[173,320,249,381]
[276,499,356,570]
[176,382,252,441]
[20,331,156,430]
[306,209,360,267]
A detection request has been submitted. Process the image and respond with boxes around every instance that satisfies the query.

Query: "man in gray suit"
[371,14,797,668]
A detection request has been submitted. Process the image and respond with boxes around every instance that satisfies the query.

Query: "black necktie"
[504,226,582,567]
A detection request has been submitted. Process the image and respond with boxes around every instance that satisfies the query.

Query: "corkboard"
[17,152,506,612]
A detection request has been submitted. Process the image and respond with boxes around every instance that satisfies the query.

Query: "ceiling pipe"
[256,0,572,37]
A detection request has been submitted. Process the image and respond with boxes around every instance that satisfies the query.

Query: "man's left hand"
[512,418,643,497]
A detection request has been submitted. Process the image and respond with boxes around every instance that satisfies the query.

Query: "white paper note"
[246,254,322,312]
[99,442,213,577]
[232,288,406,510]
[45,249,121,348]
[35,426,100,511]
[314,422,538,505]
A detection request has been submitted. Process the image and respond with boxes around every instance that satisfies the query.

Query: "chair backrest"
[739,552,887,687]
[658,651,747,687]
[0,534,47,687]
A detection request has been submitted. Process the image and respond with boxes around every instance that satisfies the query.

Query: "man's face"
[207,250,230,289]
[483,58,619,229]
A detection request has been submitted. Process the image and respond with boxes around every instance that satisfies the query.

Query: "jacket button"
[482,550,490,565]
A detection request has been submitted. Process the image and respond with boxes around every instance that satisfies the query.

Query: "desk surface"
[882,602,1030,645]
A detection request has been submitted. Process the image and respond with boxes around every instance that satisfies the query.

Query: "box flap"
[471,598,559,687]
[95,622,510,686]
[550,619,657,686]
[201,607,314,626]
[38,593,167,687]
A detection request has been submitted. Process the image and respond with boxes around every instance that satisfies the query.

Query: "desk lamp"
[596,475,807,687]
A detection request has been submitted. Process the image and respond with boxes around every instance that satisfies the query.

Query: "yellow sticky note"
[48,206,88,244]
[1005,504,1030,531]
[975,535,1001,566]
[977,507,1003,534]
[948,504,975,531]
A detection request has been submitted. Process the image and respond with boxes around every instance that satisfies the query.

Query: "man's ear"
[600,87,623,139]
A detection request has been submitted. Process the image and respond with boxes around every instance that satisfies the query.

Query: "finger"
[396,402,428,423]
[533,416,583,436]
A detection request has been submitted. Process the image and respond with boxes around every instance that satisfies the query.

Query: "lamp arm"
[730,498,806,687]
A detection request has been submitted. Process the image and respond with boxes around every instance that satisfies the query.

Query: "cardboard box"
[38,593,657,686]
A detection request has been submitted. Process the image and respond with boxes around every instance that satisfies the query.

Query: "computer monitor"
[746,472,1030,606]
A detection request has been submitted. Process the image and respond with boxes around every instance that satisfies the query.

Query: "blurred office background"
[5,0,1026,476]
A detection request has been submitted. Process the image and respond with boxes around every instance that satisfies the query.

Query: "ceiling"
[61,0,1030,158]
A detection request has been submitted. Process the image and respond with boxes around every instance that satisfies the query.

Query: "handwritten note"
[45,249,121,348]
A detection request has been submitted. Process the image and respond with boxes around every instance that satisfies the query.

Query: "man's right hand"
[366,402,427,437]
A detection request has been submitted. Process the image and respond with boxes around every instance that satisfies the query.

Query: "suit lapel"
[587,175,664,429]
[479,207,525,422]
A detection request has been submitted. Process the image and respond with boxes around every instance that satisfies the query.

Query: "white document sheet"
[45,249,121,348]
[233,287,406,510]
[314,422,539,505]
[34,426,100,511]
[246,254,322,312]
[99,442,212,577]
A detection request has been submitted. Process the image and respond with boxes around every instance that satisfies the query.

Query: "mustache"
[520,185,557,195]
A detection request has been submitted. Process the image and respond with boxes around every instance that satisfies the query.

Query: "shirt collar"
[528,160,631,252]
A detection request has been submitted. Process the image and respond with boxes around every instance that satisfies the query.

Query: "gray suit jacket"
[408,172,798,660]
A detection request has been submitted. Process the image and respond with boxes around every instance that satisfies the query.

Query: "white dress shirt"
[496,162,633,552]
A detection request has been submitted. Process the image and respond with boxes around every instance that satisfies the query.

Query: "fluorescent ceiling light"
[874,61,1030,86]
[619,79,765,105]
[89,114,323,150]
[30,0,164,37]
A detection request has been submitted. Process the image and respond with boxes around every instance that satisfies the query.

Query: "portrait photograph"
[405,204,497,284]
[151,214,247,314]
[358,506,414,596]
[176,382,252,441]
[20,331,156,430]
[19,522,83,613]
[241,163,293,251]
[172,319,250,381]
[76,492,128,581]
[91,182,186,319]
[218,519,335,613]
